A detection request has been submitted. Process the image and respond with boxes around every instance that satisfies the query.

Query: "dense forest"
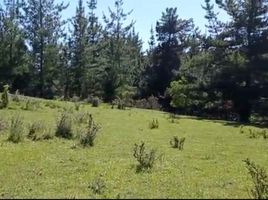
[0,0,268,124]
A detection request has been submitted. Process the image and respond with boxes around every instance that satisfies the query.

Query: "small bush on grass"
[133,142,157,172]
[75,112,89,124]
[89,176,106,195]
[28,121,54,141]
[74,102,81,111]
[149,119,159,129]
[1,85,9,109]
[244,158,268,199]
[170,136,186,150]
[8,115,24,143]
[80,114,100,147]
[24,99,41,111]
[0,118,8,132]
[13,90,20,102]
[92,97,101,107]
[260,130,268,139]
[55,112,73,139]
[112,98,126,110]
[240,125,245,134]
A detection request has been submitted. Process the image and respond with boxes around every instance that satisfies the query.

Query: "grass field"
[0,97,267,199]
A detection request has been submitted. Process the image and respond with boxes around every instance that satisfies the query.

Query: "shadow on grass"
[172,114,268,129]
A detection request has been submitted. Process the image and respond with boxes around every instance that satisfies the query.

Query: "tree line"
[0,0,268,123]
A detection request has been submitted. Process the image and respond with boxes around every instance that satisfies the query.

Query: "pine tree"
[102,0,135,101]
[21,0,68,98]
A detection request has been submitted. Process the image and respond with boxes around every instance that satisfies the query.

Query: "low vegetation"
[149,119,159,129]
[79,114,100,147]
[0,97,267,198]
[8,115,24,143]
[55,112,73,139]
[170,136,185,150]
[244,159,268,199]
[133,142,157,172]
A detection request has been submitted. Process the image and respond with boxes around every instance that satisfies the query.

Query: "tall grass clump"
[28,121,54,141]
[244,158,268,199]
[55,112,73,139]
[8,115,24,143]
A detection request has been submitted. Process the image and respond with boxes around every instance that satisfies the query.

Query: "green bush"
[89,176,106,195]
[75,112,89,124]
[0,118,8,132]
[74,102,81,111]
[55,113,73,139]
[170,136,186,150]
[133,142,157,172]
[112,98,126,110]
[8,115,24,143]
[13,90,20,102]
[260,130,268,139]
[1,85,9,109]
[80,114,100,147]
[28,121,54,141]
[244,158,268,199]
[149,119,159,129]
[92,97,101,107]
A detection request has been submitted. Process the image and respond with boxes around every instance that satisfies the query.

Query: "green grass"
[0,98,267,198]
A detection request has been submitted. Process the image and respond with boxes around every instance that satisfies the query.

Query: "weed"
[55,112,73,139]
[1,85,9,109]
[28,121,54,141]
[149,119,159,129]
[80,115,100,147]
[244,158,268,199]
[92,97,101,107]
[75,112,89,124]
[74,102,81,111]
[133,142,157,172]
[89,176,106,195]
[8,115,24,143]
[170,136,186,150]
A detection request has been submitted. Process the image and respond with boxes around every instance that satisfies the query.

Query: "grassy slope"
[0,99,267,198]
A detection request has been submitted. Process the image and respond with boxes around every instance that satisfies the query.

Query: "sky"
[2,0,230,51]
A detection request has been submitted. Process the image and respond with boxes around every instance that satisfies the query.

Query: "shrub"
[170,136,185,150]
[80,114,100,147]
[147,96,161,110]
[149,119,159,129]
[8,115,24,143]
[74,102,81,111]
[1,84,9,109]
[92,97,101,107]
[249,129,261,139]
[44,101,59,109]
[28,121,53,141]
[244,158,268,199]
[0,118,8,132]
[55,112,73,139]
[70,95,80,102]
[89,176,106,195]
[13,90,20,102]
[75,112,89,124]
[133,142,157,172]
[259,130,268,139]
[263,131,268,139]
[112,98,126,110]
[239,125,245,134]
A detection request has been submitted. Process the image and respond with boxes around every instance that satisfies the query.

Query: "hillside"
[0,97,267,199]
